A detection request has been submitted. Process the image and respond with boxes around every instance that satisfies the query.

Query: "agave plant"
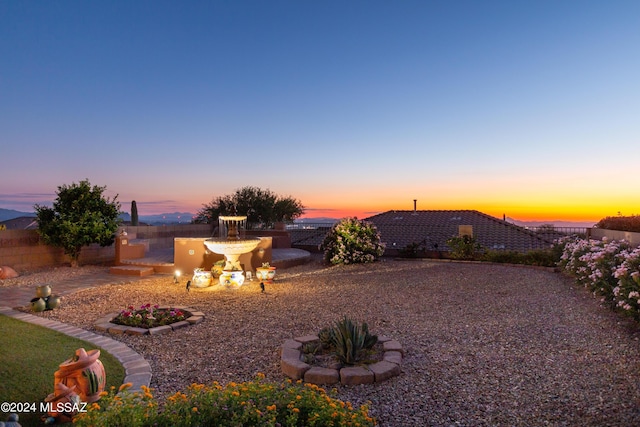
[330,317,378,366]
[318,326,335,349]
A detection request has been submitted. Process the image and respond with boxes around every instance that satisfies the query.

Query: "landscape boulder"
[0,266,18,279]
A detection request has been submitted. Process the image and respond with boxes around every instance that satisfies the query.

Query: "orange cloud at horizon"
[299,194,639,224]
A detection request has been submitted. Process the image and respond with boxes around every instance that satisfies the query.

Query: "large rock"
[0,266,18,279]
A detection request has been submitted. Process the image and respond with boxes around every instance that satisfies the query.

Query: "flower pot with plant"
[255,262,276,283]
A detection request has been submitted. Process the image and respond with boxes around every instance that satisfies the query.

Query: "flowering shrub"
[558,236,640,319]
[613,247,640,321]
[112,304,185,329]
[73,375,376,426]
[320,217,385,265]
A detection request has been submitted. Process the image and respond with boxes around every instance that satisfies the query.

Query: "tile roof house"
[289,210,556,255]
[366,210,554,255]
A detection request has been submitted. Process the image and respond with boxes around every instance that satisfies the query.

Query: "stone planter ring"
[94,306,204,336]
[281,334,403,385]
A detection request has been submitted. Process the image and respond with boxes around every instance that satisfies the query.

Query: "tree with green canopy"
[35,179,121,267]
[194,186,305,229]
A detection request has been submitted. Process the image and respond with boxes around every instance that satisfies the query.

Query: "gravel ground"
[9,257,640,426]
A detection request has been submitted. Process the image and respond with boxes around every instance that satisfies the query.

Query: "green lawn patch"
[0,314,125,426]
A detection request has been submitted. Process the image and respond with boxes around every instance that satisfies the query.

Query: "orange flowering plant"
[73,375,376,426]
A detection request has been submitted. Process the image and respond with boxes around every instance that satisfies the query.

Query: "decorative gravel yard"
[9,256,640,426]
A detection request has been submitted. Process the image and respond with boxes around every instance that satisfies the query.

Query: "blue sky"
[2,1,639,222]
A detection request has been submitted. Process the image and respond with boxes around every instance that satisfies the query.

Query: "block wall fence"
[0,224,291,272]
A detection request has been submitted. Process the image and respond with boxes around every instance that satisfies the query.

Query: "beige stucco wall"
[589,228,640,247]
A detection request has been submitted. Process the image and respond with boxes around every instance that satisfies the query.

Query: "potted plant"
[255,262,276,283]
[210,260,225,278]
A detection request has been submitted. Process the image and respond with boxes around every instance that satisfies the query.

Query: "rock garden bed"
[281,334,403,385]
[94,306,204,336]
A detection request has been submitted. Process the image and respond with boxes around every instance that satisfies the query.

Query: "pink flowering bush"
[112,304,186,328]
[613,247,640,321]
[320,217,385,265]
[559,236,640,319]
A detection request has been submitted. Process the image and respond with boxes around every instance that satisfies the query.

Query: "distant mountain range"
[506,218,597,229]
[0,208,34,222]
[0,208,194,225]
[0,208,596,228]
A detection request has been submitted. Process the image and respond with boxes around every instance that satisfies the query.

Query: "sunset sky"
[2,1,639,224]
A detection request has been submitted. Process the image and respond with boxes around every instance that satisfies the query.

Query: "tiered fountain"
[204,216,261,287]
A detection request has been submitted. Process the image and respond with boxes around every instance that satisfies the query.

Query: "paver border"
[281,334,403,385]
[94,306,204,336]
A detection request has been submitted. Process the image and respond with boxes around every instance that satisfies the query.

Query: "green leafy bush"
[320,217,385,265]
[34,179,120,267]
[446,235,484,260]
[399,241,427,258]
[74,376,376,426]
[481,248,560,267]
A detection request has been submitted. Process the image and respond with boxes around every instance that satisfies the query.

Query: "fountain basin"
[204,238,262,256]
[204,237,261,287]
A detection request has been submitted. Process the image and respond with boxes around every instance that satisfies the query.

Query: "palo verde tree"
[194,186,305,229]
[35,179,121,267]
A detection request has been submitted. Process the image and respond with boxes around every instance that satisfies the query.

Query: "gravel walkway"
[7,257,640,426]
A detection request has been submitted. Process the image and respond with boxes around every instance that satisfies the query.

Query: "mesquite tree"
[35,180,121,267]
[194,186,304,229]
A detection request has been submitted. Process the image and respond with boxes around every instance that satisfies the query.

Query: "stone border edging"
[94,306,204,336]
[0,306,151,392]
[281,334,403,385]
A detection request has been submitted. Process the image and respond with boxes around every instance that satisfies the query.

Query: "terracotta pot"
[30,297,46,312]
[45,382,81,423]
[54,348,106,403]
[36,285,52,298]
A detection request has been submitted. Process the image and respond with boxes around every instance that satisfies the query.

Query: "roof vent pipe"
[413,199,417,213]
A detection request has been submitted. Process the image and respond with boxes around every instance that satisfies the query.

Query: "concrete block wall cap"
[281,358,311,380]
[107,325,129,335]
[282,339,302,350]
[295,335,319,344]
[187,316,204,324]
[125,327,150,336]
[383,350,403,365]
[281,346,302,361]
[304,367,340,385]
[93,323,111,332]
[382,340,404,355]
[171,320,190,330]
[340,366,374,385]
[148,325,172,335]
[122,358,151,374]
[367,360,401,382]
